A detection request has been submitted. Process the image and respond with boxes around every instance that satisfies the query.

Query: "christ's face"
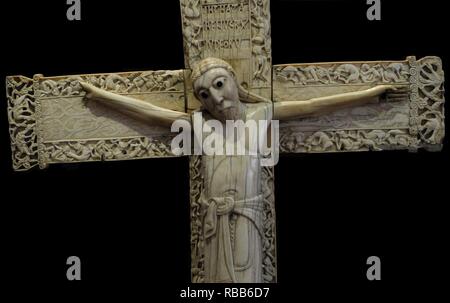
[193,67,242,122]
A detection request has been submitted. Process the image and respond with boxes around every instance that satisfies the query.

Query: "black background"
[1,0,448,301]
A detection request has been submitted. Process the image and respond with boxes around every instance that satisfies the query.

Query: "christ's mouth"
[219,106,232,112]
[218,101,234,112]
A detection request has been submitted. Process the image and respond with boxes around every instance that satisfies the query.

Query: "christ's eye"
[200,92,209,99]
[214,77,225,89]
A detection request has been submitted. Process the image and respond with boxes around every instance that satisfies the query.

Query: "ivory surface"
[5,0,445,284]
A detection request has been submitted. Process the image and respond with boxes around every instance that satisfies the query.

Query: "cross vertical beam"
[180,0,277,282]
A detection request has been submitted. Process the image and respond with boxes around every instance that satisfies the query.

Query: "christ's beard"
[222,106,240,121]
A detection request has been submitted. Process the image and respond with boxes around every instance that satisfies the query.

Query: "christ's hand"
[382,85,410,103]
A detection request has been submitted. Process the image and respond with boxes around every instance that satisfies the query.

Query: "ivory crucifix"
[5,0,445,283]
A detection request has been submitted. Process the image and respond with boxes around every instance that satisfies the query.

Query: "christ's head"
[192,57,244,122]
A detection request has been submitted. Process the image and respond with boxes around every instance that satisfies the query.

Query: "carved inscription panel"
[201,1,251,60]
[181,0,272,90]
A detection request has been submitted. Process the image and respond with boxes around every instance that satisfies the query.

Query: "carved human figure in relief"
[80,57,406,283]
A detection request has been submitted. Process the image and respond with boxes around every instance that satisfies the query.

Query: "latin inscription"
[201,2,250,56]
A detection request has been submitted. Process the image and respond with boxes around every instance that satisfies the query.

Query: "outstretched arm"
[80,82,190,128]
[273,84,408,120]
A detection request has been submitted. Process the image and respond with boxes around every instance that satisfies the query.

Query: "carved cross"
[5,0,445,283]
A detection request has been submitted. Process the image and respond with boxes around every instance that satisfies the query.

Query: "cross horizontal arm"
[6,69,190,171]
[274,56,445,153]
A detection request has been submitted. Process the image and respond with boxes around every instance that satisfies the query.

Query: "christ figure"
[80,57,406,283]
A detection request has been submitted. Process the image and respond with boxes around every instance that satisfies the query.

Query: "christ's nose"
[209,88,223,104]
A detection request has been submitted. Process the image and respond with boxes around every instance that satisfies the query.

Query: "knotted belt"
[201,194,264,283]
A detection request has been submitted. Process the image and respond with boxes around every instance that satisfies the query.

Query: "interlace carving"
[6,76,39,171]
[43,136,174,164]
[39,70,184,98]
[274,62,410,86]
[408,56,445,150]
